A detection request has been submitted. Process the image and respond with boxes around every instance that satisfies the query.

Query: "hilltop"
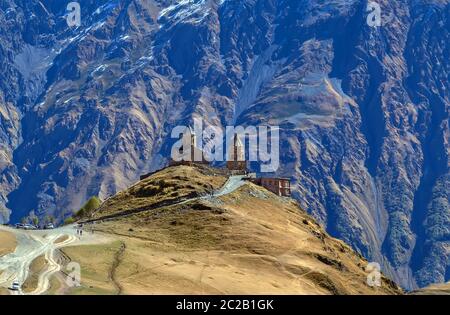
[67,165,402,295]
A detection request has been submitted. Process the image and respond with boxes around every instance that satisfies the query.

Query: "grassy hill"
[66,165,402,295]
[411,282,450,295]
[85,165,227,222]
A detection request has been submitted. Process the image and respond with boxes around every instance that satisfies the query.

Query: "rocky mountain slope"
[0,0,448,290]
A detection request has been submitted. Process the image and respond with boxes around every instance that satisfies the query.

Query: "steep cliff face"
[0,0,448,289]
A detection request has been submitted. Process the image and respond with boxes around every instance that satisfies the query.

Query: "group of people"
[76,225,95,238]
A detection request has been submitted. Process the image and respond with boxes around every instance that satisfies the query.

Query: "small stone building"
[251,177,291,197]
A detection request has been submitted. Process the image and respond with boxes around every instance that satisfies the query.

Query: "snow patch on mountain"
[158,0,210,25]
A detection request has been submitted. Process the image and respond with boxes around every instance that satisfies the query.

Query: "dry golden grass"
[62,166,402,295]
[0,287,9,295]
[411,282,450,295]
[94,202,231,249]
[55,235,69,244]
[0,230,16,257]
[22,255,48,293]
[61,242,123,295]
[213,184,401,294]
[89,165,226,221]
[46,274,63,295]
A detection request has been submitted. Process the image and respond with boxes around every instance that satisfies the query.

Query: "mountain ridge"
[0,0,448,290]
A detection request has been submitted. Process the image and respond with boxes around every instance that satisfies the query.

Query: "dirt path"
[29,234,78,295]
[209,175,246,197]
[110,242,126,295]
[0,225,104,295]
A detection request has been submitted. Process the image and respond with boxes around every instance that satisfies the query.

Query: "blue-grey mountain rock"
[0,0,448,290]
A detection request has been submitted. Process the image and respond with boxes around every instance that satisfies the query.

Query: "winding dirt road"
[0,175,246,295]
[0,225,98,295]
